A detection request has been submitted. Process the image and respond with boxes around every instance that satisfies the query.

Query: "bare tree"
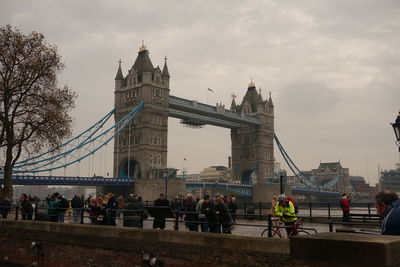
[0,25,77,199]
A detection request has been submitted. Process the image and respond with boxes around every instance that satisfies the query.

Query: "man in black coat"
[153,193,169,229]
[71,195,83,223]
[201,195,218,233]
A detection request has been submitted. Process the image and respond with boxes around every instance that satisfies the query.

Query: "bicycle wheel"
[296,230,310,236]
[261,228,268,237]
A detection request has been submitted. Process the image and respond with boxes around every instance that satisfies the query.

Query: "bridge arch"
[118,157,141,179]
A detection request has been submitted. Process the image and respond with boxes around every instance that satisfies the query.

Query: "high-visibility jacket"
[275,200,297,223]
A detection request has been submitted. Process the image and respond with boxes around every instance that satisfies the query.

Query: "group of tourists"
[153,193,235,234]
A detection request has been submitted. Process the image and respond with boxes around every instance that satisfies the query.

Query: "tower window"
[138,75,142,83]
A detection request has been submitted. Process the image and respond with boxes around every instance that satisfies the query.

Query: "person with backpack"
[275,194,297,236]
[285,196,299,214]
[20,193,33,220]
[340,193,350,222]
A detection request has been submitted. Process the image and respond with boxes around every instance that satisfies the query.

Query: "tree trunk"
[3,146,14,200]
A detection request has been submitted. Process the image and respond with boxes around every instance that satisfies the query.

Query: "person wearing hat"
[275,194,297,236]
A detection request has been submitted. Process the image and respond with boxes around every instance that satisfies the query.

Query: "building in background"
[380,163,400,194]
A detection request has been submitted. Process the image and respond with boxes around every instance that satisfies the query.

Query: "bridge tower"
[230,81,275,200]
[113,43,170,181]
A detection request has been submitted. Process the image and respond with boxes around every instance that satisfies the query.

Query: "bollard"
[309,203,312,220]
[267,214,272,237]
[15,205,19,220]
[80,207,84,224]
[328,203,331,220]
[329,220,333,232]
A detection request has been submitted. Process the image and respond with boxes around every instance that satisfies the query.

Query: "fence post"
[244,202,247,219]
[259,202,262,217]
[309,203,312,219]
[174,211,179,231]
[328,203,331,220]
[368,203,371,216]
[15,205,19,220]
[329,220,333,232]
[267,214,272,237]
[80,207,84,224]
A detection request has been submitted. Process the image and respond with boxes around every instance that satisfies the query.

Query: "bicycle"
[261,218,312,238]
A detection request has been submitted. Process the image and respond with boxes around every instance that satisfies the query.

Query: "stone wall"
[2,220,400,267]
[0,220,290,267]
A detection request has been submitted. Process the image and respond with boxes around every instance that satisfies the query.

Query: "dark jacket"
[215,202,233,232]
[71,196,83,209]
[153,198,169,229]
[184,200,198,223]
[21,199,33,215]
[106,196,117,217]
[201,201,217,223]
[0,199,10,213]
[228,201,238,214]
[381,199,400,236]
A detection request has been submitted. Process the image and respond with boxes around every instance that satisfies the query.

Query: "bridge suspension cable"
[12,101,144,174]
[274,134,341,190]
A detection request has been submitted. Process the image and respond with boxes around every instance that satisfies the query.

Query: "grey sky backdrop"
[1,0,400,184]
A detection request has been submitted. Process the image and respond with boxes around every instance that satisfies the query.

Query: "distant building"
[380,163,400,194]
[309,162,351,192]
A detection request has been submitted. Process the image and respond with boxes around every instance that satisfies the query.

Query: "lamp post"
[391,111,400,159]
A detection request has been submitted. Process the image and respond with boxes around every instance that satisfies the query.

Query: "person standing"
[214,195,234,234]
[47,194,59,222]
[71,195,83,223]
[183,194,198,231]
[196,197,208,232]
[270,196,278,217]
[340,193,350,222]
[153,193,169,230]
[123,195,142,228]
[375,190,400,235]
[57,194,69,223]
[106,193,117,226]
[20,194,33,220]
[0,197,11,219]
[201,195,218,233]
[228,196,238,224]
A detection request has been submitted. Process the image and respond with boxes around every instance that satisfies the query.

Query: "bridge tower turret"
[231,80,274,191]
[113,42,169,182]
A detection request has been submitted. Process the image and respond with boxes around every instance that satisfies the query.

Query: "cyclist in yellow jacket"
[275,194,297,236]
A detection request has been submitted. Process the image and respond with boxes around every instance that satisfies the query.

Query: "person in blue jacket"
[374,190,400,235]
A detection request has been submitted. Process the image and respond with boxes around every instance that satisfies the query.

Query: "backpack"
[59,198,69,209]
[286,197,299,214]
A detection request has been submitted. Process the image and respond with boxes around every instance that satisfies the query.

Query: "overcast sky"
[1,0,400,185]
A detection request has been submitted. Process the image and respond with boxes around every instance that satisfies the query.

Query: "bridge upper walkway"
[169,95,261,128]
[0,175,134,186]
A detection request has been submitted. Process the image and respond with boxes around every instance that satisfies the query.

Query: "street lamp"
[391,110,400,153]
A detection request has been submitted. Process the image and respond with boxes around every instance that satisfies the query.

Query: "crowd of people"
[1,189,400,236]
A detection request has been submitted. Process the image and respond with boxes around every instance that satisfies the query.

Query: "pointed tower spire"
[162,56,170,78]
[269,91,274,107]
[230,93,237,110]
[258,88,263,102]
[115,58,123,80]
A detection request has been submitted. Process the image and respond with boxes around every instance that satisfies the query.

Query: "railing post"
[368,203,371,216]
[267,214,272,237]
[80,207,84,224]
[174,210,179,231]
[15,205,18,220]
[259,202,262,218]
[244,202,247,219]
[309,203,312,219]
[328,203,331,220]
[329,220,333,232]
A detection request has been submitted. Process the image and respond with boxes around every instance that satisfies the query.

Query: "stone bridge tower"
[230,81,275,200]
[113,43,170,180]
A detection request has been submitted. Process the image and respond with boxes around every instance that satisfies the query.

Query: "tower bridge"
[3,43,348,201]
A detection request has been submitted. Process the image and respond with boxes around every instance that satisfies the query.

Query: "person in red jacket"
[340,193,350,222]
